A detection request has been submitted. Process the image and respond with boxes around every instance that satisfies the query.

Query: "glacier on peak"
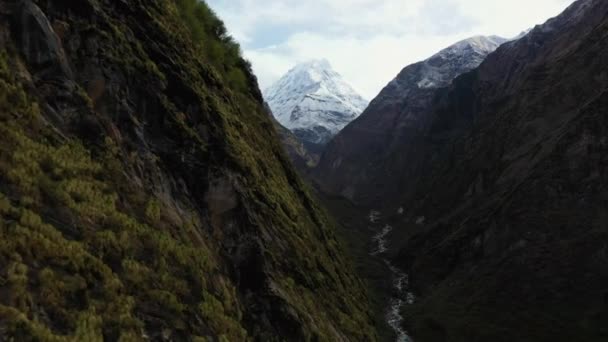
[264,59,368,146]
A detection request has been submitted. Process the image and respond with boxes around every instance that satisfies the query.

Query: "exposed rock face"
[314,35,505,204]
[0,0,376,340]
[265,59,368,149]
[359,0,608,340]
[266,103,319,172]
[274,120,320,171]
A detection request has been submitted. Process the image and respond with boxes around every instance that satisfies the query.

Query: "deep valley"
[0,0,607,341]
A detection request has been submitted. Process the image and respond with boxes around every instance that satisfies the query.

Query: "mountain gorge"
[313,0,608,341]
[394,1,608,340]
[0,0,606,341]
[265,59,368,151]
[314,35,506,204]
[0,0,377,340]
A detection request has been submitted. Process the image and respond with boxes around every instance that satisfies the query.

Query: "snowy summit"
[415,35,507,89]
[264,59,368,146]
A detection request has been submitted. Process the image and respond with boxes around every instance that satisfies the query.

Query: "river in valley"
[368,211,415,342]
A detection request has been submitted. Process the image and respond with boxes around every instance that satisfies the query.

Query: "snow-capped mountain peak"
[264,59,368,146]
[415,35,507,89]
[512,28,533,41]
[369,35,506,115]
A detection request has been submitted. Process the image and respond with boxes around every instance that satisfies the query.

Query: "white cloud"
[208,0,577,99]
[246,32,467,98]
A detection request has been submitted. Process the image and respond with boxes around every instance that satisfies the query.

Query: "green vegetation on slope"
[0,49,245,341]
[0,0,377,340]
[174,0,251,92]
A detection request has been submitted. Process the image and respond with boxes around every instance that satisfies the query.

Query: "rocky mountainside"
[0,0,377,340]
[264,59,368,148]
[314,35,506,203]
[265,103,319,171]
[319,0,608,340]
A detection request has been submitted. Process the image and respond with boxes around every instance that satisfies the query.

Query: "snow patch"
[417,78,437,89]
[417,35,506,90]
[383,35,506,97]
[415,216,426,225]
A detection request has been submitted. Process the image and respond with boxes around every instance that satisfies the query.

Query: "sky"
[206,0,577,99]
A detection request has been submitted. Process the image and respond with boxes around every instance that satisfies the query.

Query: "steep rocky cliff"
[273,120,319,172]
[0,0,376,340]
[266,103,319,172]
[314,36,505,204]
[384,0,608,340]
